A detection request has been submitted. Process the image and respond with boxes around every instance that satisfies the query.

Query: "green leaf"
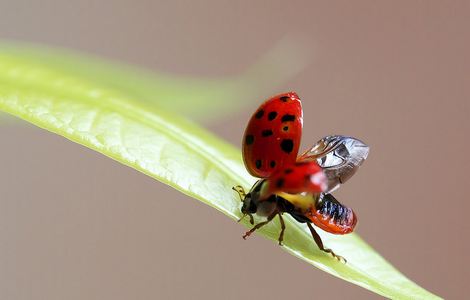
[0,39,311,122]
[0,50,441,300]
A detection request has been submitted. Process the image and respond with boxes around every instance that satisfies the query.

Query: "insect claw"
[323,248,347,263]
[335,255,347,263]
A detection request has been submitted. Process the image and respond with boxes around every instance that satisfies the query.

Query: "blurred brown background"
[0,1,469,299]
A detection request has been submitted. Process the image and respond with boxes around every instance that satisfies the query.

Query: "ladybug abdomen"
[305,193,357,234]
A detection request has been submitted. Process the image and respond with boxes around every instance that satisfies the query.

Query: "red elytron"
[242,91,302,178]
[233,92,369,261]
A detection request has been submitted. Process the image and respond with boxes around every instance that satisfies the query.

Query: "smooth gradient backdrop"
[0,1,469,299]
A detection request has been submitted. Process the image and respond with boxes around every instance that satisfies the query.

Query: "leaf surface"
[0,50,441,300]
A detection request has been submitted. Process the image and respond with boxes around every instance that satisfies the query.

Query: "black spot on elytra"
[245,134,254,145]
[281,114,296,122]
[282,126,289,131]
[255,160,262,169]
[280,96,290,102]
[270,160,276,168]
[255,109,264,119]
[280,139,294,153]
[268,111,277,121]
[261,129,273,137]
[276,178,285,188]
[284,168,293,174]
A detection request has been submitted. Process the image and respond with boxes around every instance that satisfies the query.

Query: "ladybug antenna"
[232,185,246,201]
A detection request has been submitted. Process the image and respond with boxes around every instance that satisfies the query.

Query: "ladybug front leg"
[306,222,346,263]
[277,213,286,246]
[243,211,277,240]
[237,213,255,225]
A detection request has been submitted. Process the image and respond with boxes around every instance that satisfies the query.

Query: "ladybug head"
[241,180,278,218]
[241,180,263,215]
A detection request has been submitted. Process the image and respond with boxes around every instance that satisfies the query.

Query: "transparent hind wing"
[298,135,369,193]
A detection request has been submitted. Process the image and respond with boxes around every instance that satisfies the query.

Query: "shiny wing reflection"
[298,135,369,193]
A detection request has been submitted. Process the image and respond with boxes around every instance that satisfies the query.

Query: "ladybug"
[233,92,369,261]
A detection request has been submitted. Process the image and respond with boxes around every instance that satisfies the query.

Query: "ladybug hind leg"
[306,222,346,263]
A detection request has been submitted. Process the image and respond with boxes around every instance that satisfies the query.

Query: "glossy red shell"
[242,92,303,178]
[264,161,327,197]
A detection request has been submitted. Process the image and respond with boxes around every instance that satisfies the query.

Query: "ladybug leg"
[277,213,286,246]
[248,213,254,225]
[306,222,346,263]
[243,211,277,240]
[232,185,246,200]
[237,213,255,225]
